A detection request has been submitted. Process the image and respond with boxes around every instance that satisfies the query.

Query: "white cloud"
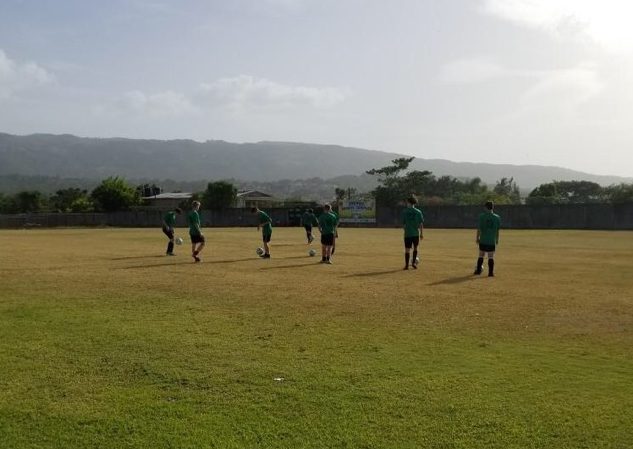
[0,49,54,100]
[439,57,512,84]
[98,90,196,117]
[198,75,348,111]
[482,0,633,52]
[520,64,603,111]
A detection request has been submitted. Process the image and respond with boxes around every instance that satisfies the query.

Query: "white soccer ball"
[415,257,420,264]
[256,247,265,256]
[308,249,316,257]
[175,237,183,245]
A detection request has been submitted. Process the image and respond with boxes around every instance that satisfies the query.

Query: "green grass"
[0,228,632,448]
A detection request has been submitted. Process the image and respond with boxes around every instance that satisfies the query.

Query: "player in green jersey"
[161,207,182,256]
[330,207,340,258]
[187,201,205,263]
[252,207,272,258]
[474,201,501,277]
[401,195,424,270]
[301,208,318,244]
[318,204,338,264]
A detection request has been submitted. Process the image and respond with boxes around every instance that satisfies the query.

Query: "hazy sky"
[1,0,632,176]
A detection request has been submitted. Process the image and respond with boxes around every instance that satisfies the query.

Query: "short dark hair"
[324,203,331,211]
[485,201,494,210]
[307,208,313,213]
[407,195,418,205]
[175,208,182,214]
[250,207,257,213]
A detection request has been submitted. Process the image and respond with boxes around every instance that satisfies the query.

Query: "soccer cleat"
[473,269,482,275]
[403,266,409,270]
[412,263,418,269]
[194,256,201,263]
[326,260,333,264]
[488,273,494,277]
[262,254,271,259]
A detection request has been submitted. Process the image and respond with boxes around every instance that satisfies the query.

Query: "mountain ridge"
[0,132,630,189]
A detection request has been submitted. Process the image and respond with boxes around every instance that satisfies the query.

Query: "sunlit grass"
[1,227,632,448]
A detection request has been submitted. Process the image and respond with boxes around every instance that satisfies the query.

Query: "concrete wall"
[377,203,633,230]
[2,203,633,230]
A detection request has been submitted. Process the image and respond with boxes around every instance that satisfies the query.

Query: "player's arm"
[476,228,480,244]
[419,222,424,240]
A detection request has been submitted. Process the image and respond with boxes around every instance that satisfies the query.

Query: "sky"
[1,0,632,177]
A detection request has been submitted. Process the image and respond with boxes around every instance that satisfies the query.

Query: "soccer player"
[301,208,318,244]
[318,203,337,264]
[187,201,205,263]
[252,206,272,258]
[162,207,182,256]
[330,206,340,258]
[474,200,501,277]
[402,195,424,270]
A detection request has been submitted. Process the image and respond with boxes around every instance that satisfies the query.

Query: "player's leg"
[331,231,337,256]
[411,238,420,269]
[487,251,495,277]
[404,237,412,269]
[262,233,271,258]
[164,227,175,255]
[474,246,485,275]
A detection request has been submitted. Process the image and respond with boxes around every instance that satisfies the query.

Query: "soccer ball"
[415,256,420,264]
[175,237,183,245]
[308,249,316,257]
[256,247,265,256]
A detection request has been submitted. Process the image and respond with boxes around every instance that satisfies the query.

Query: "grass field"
[1,227,632,449]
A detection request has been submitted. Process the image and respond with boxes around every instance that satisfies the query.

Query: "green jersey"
[478,211,501,246]
[163,211,177,228]
[402,206,424,238]
[258,211,273,234]
[330,210,339,225]
[301,212,317,227]
[318,212,337,235]
[187,210,201,236]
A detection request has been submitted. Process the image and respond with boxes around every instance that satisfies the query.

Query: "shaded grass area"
[0,228,632,448]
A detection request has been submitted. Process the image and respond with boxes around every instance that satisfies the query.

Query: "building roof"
[236,190,274,198]
[142,192,192,200]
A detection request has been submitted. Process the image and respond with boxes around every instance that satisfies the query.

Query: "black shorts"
[190,234,205,244]
[162,226,174,240]
[262,232,272,243]
[321,233,334,246]
[404,236,420,249]
[304,225,312,232]
[479,243,496,252]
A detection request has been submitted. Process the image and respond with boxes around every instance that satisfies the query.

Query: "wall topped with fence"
[1,203,633,230]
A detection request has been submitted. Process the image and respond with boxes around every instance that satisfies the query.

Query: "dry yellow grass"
[1,227,632,448]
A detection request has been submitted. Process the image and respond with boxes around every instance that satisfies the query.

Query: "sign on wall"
[339,197,376,224]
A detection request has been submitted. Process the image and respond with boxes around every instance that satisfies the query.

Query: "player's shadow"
[204,258,256,264]
[344,269,405,277]
[118,261,193,269]
[428,275,478,286]
[258,262,319,270]
[110,255,165,260]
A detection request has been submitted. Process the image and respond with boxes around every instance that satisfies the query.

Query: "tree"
[14,191,46,213]
[605,183,633,203]
[493,177,521,204]
[202,181,237,209]
[527,180,605,205]
[51,188,92,212]
[90,177,140,212]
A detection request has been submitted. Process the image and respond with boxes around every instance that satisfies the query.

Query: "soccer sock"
[167,241,174,254]
[412,250,418,263]
[405,253,410,267]
[193,250,199,256]
[488,259,494,275]
[476,257,484,271]
[331,247,335,256]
